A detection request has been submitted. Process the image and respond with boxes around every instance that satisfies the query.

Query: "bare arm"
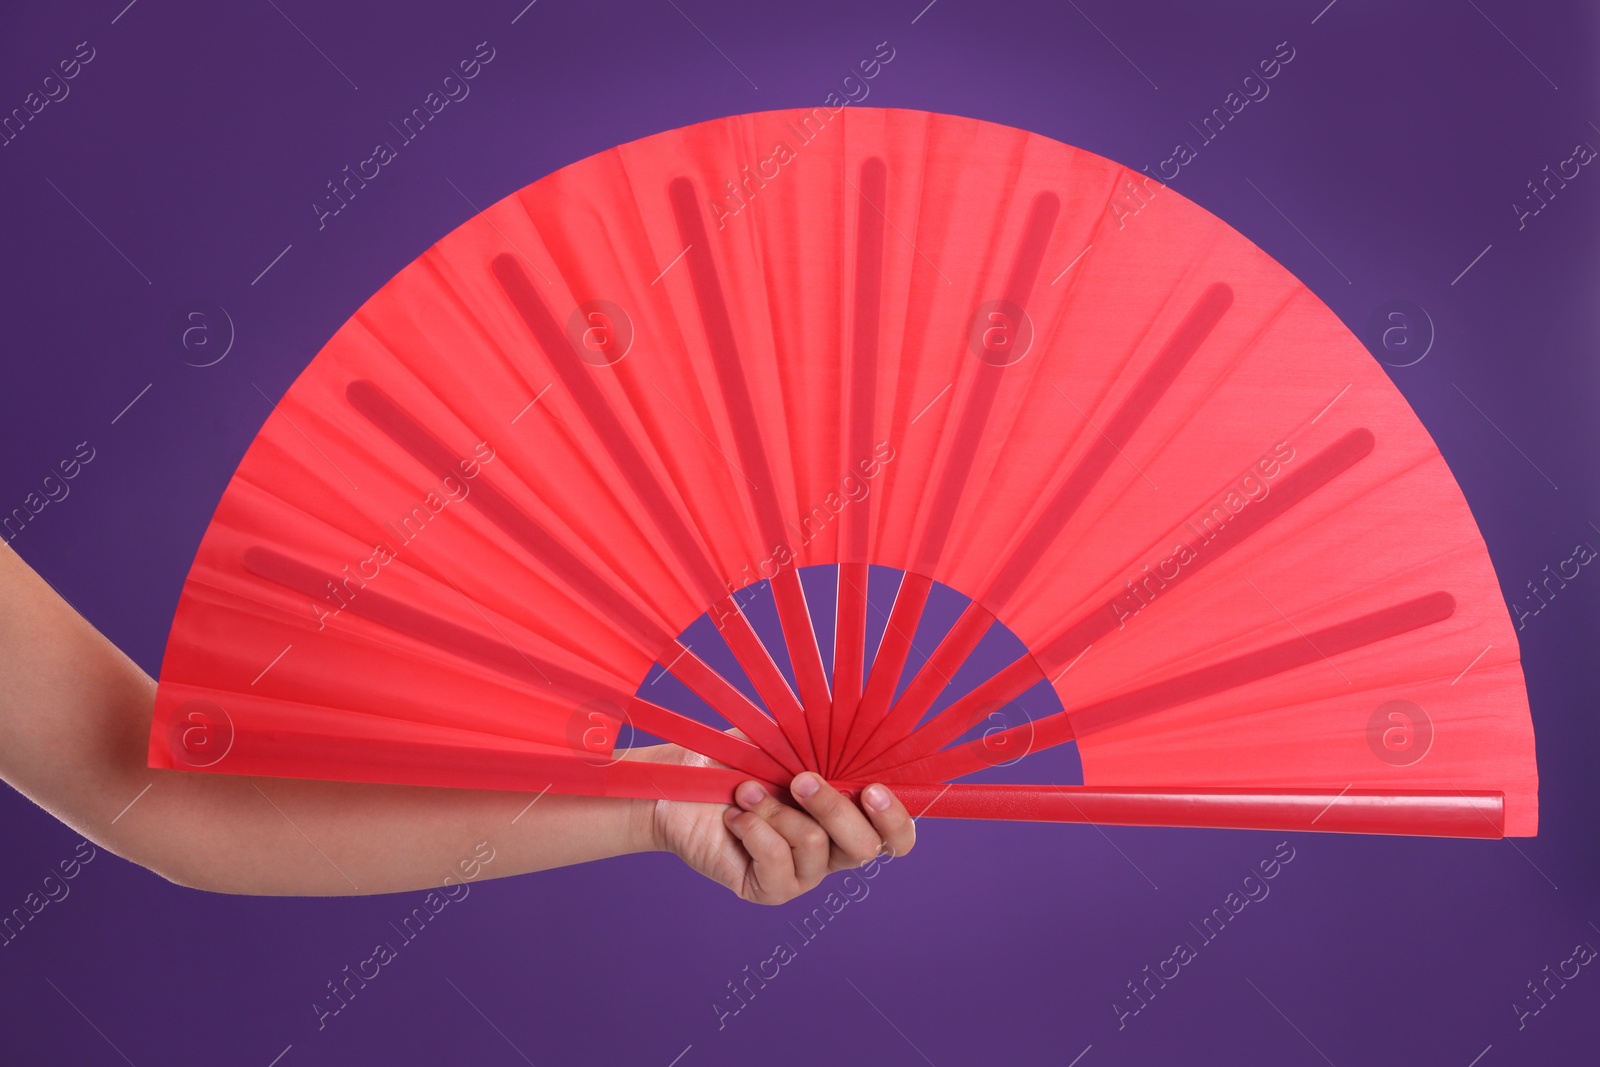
[0,542,914,899]
[0,541,655,895]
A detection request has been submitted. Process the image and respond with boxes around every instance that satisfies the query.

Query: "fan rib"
[665,178,787,548]
[623,697,790,781]
[344,381,823,769]
[886,592,1458,784]
[844,599,995,777]
[655,645,805,775]
[829,562,871,775]
[830,157,889,774]
[864,428,1380,775]
[848,195,1057,771]
[913,192,1060,575]
[242,546,589,697]
[712,600,813,758]
[981,282,1236,608]
[237,547,788,781]
[770,568,830,767]
[836,570,933,769]
[1032,428,1376,676]
[231,728,767,804]
[667,177,827,767]
[490,255,726,603]
[346,381,670,652]
[492,258,818,763]
[853,283,1235,775]
[856,655,1050,777]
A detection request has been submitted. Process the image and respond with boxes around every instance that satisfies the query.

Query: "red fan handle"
[179,711,1503,838]
[840,784,1504,839]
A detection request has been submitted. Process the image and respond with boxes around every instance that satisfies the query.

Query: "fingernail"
[791,773,821,800]
[736,782,766,807]
[723,807,740,826]
[864,784,891,812]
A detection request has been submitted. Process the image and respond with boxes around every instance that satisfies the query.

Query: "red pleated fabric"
[150,108,1536,838]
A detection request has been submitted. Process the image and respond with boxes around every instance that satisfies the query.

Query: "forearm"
[0,542,662,896]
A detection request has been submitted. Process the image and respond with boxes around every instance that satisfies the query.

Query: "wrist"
[624,796,666,854]
[615,745,670,854]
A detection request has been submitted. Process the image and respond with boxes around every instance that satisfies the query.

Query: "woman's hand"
[0,538,913,898]
[628,743,917,905]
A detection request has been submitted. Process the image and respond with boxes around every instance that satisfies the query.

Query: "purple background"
[3,1,1598,1063]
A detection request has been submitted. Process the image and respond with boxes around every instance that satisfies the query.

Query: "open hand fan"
[150,107,1537,838]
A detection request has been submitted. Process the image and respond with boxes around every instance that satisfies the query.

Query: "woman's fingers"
[859,783,916,860]
[733,781,832,888]
[723,784,799,904]
[724,774,916,903]
[787,772,888,870]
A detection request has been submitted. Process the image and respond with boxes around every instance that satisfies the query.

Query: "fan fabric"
[150,108,1536,838]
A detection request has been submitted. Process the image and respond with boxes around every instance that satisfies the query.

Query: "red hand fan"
[150,108,1536,838]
